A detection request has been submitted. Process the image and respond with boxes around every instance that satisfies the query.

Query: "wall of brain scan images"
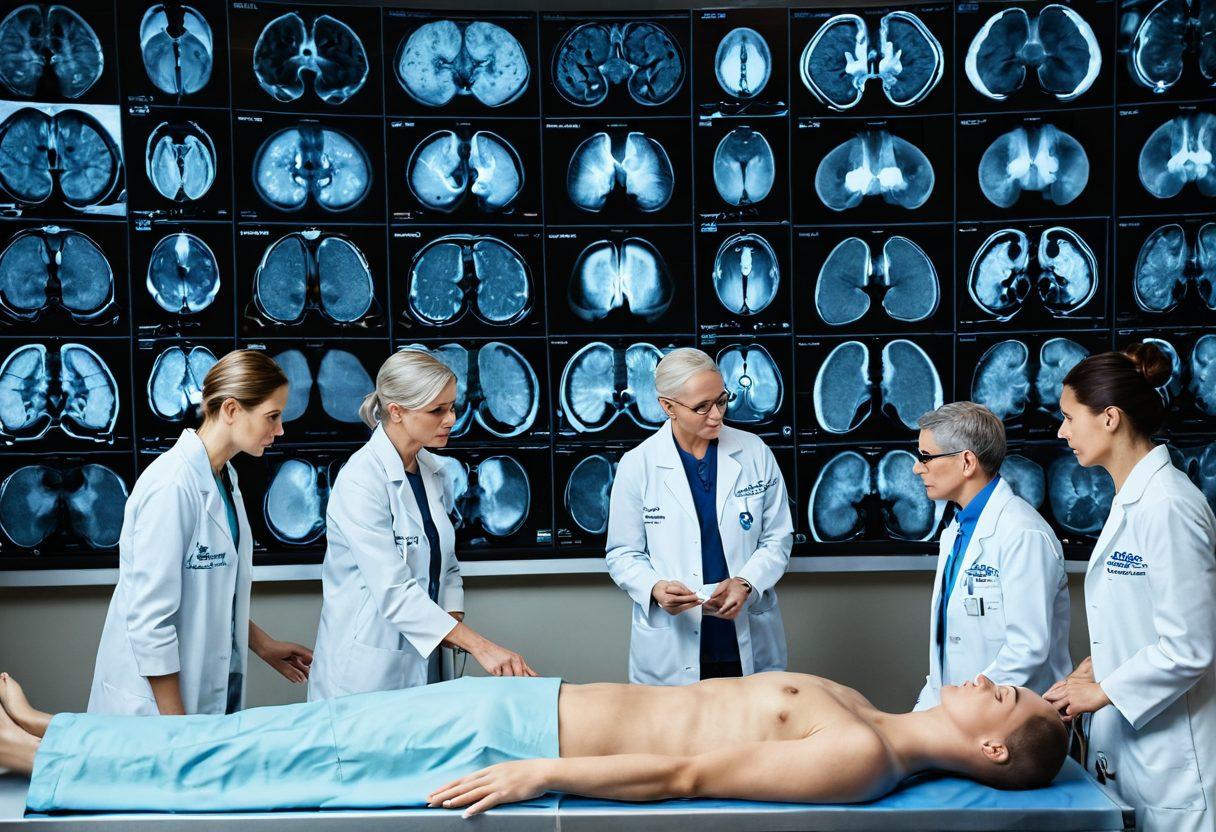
[0,0,1212,574]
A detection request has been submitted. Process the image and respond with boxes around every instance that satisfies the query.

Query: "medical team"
[86,341,1215,831]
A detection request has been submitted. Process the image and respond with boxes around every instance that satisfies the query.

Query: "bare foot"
[0,692,38,777]
[0,674,51,739]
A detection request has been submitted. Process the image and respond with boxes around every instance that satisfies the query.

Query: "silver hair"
[358,349,455,428]
[654,348,721,399]
[916,401,1007,475]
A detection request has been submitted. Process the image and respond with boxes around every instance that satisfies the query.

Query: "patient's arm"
[429,727,894,817]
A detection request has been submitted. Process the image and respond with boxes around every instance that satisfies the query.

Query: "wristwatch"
[737,578,752,595]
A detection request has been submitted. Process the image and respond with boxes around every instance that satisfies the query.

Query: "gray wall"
[0,572,1091,715]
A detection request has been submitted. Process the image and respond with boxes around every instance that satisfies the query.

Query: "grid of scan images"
[0,0,1212,571]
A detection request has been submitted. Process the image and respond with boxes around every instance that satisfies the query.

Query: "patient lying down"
[0,671,1066,817]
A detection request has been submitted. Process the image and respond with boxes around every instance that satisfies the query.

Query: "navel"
[777,710,790,723]
[784,686,799,695]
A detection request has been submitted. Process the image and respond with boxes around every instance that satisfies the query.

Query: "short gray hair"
[654,348,720,399]
[917,402,1007,475]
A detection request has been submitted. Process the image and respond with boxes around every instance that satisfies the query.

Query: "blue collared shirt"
[673,434,740,665]
[938,476,1002,656]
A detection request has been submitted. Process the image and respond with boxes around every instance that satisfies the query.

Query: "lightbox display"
[0,0,1212,572]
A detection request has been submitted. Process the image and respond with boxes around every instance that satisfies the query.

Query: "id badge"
[963,595,985,616]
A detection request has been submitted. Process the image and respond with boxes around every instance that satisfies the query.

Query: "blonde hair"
[654,348,720,399]
[200,349,289,422]
[359,349,456,428]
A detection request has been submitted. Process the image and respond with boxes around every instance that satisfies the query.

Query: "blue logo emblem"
[186,543,228,570]
[739,510,753,530]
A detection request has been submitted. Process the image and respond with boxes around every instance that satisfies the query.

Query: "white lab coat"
[88,429,252,715]
[1084,445,1216,832]
[914,478,1072,710]
[605,421,793,685]
[308,425,464,701]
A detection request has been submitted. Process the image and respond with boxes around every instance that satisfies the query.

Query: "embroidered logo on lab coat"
[966,564,1000,583]
[735,476,779,498]
[186,543,228,570]
[1106,551,1147,576]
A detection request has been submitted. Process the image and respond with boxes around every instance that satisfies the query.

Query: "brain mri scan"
[274,348,373,425]
[800,11,943,110]
[263,457,334,544]
[252,12,368,105]
[569,237,672,323]
[408,235,531,327]
[253,232,374,325]
[712,126,775,207]
[559,342,666,433]
[965,5,1101,101]
[407,130,523,213]
[0,107,122,210]
[408,343,540,439]
[1134,222,1216,312]
[1048,453,1114,535]
[1138,111,1216,199]
[1000,454,1046,508]
[1170,441,1216,511]
[139,3,213,97]
[253,126,370,213]
[564,453,616,535]
[715,27,771,99]
[812,335,943,433]
[1127,0,1216,94]
[712,232,780,316]
[446,454,531,538]
[0,343,118,442]
[144,120,215,202]
[552,21,685,107]
[813,339,943,434]
[978,124,1089,208]
[814,129,934,211]
[0,4,103,99]
[567,131,674,213]
[717,343,783,424]
[808,449,943,542]
[396,20,529,108]
[0,226,114,323]
[815,235,938,325]
[147,344,216,422]
[146,231,220,315]
[0,463,127,549]
[968,227,1098,320]
[970,337,1090,421]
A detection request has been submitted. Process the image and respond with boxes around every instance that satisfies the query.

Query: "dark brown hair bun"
[1122,342,1172,390]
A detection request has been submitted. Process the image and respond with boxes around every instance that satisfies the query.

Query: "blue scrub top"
[405,468,444,684]
[673,434,741,665]
[938,475,1002,660]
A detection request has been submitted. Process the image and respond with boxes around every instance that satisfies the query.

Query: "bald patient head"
[940,675,1069,790]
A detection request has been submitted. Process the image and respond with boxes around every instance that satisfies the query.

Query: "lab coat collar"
[969,476,1011,545]
[369,423,406,483]
[1112,444,1171,507]
[178,429,239,549]
[656,421,698,523]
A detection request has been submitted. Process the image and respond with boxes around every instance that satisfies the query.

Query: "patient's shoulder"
[803,723,900,801]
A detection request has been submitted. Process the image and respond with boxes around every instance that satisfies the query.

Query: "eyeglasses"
[914,447,967,465]
[660,390,737,417]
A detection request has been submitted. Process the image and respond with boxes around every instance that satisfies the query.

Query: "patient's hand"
[428,759,548,817]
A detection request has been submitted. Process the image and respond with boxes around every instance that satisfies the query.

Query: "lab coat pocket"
[343,639,410,694]
[1129,700,1206,811]
[101,681,159,716]
[975,586,1006,642]
[629,611,679,684]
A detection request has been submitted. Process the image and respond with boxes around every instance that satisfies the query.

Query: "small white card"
[696,582,720,602]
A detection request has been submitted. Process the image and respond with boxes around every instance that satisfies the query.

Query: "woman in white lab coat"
[606,348,793,686]
[308,349,535,701]
[1045,343,1216,832]
[89,350,314,716]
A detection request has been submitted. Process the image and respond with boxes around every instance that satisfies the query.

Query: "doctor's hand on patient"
[652,580,701,615]
[1044,656,1108,721]
[702,578,751,621]
[444,619,538,677]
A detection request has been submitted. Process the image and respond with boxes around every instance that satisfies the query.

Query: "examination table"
[0,758,1133,831]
